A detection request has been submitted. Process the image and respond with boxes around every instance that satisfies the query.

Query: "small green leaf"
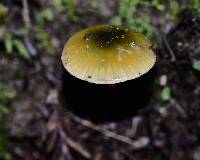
[0,26,5,38]
[191,0,200,15]
[65,0,78,22]
[4,34,13,54]
[0,106,10,115]
[193,60,200,72]
[91,0,98,8]
[161,86,171,101]
[51,0,63,11]
[111,16,122,25]
[0,4,8,18]
[43,9,54,21]
[13,40,30,59]
[0,83,16,103]
[152,0,165,11]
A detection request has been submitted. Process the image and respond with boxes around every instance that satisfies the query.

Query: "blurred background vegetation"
[0,0,200,159]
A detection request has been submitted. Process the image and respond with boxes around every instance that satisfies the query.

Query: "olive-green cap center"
[83,26,130,49]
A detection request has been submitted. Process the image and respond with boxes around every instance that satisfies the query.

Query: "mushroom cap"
[61,25,156,84]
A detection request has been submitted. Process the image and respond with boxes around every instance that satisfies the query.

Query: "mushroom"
[61,25,156,122]
[61,25,156,84]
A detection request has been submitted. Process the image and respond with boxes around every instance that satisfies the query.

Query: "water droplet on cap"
[130,42,136,47]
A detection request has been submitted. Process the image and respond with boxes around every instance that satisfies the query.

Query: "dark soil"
[1,1,200,160]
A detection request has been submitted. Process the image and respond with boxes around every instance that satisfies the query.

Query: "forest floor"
[0,0,200,160]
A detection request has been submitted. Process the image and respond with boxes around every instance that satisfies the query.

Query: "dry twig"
[73,117,149,149]
[22,0,31,29]
[59,125,92,159]
[170,99,187,118]
[162,34,176,62]
[46,111,91,159]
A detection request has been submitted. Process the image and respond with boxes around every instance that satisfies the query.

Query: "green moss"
[0,133,12,160]
[0,4,10,24]
[191,0,200,15]
[168,0,182,20]
[0,83,16,160]
[111,0,200,42]
[51,0,78,22]
[111,0,159,42]
[0,4,8,18]
[35,9,55,55]
[90,0,98,9]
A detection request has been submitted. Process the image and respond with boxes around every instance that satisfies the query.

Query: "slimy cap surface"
[61,25,156,84]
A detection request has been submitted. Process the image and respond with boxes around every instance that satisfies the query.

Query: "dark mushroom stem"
[60,67,156,123]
